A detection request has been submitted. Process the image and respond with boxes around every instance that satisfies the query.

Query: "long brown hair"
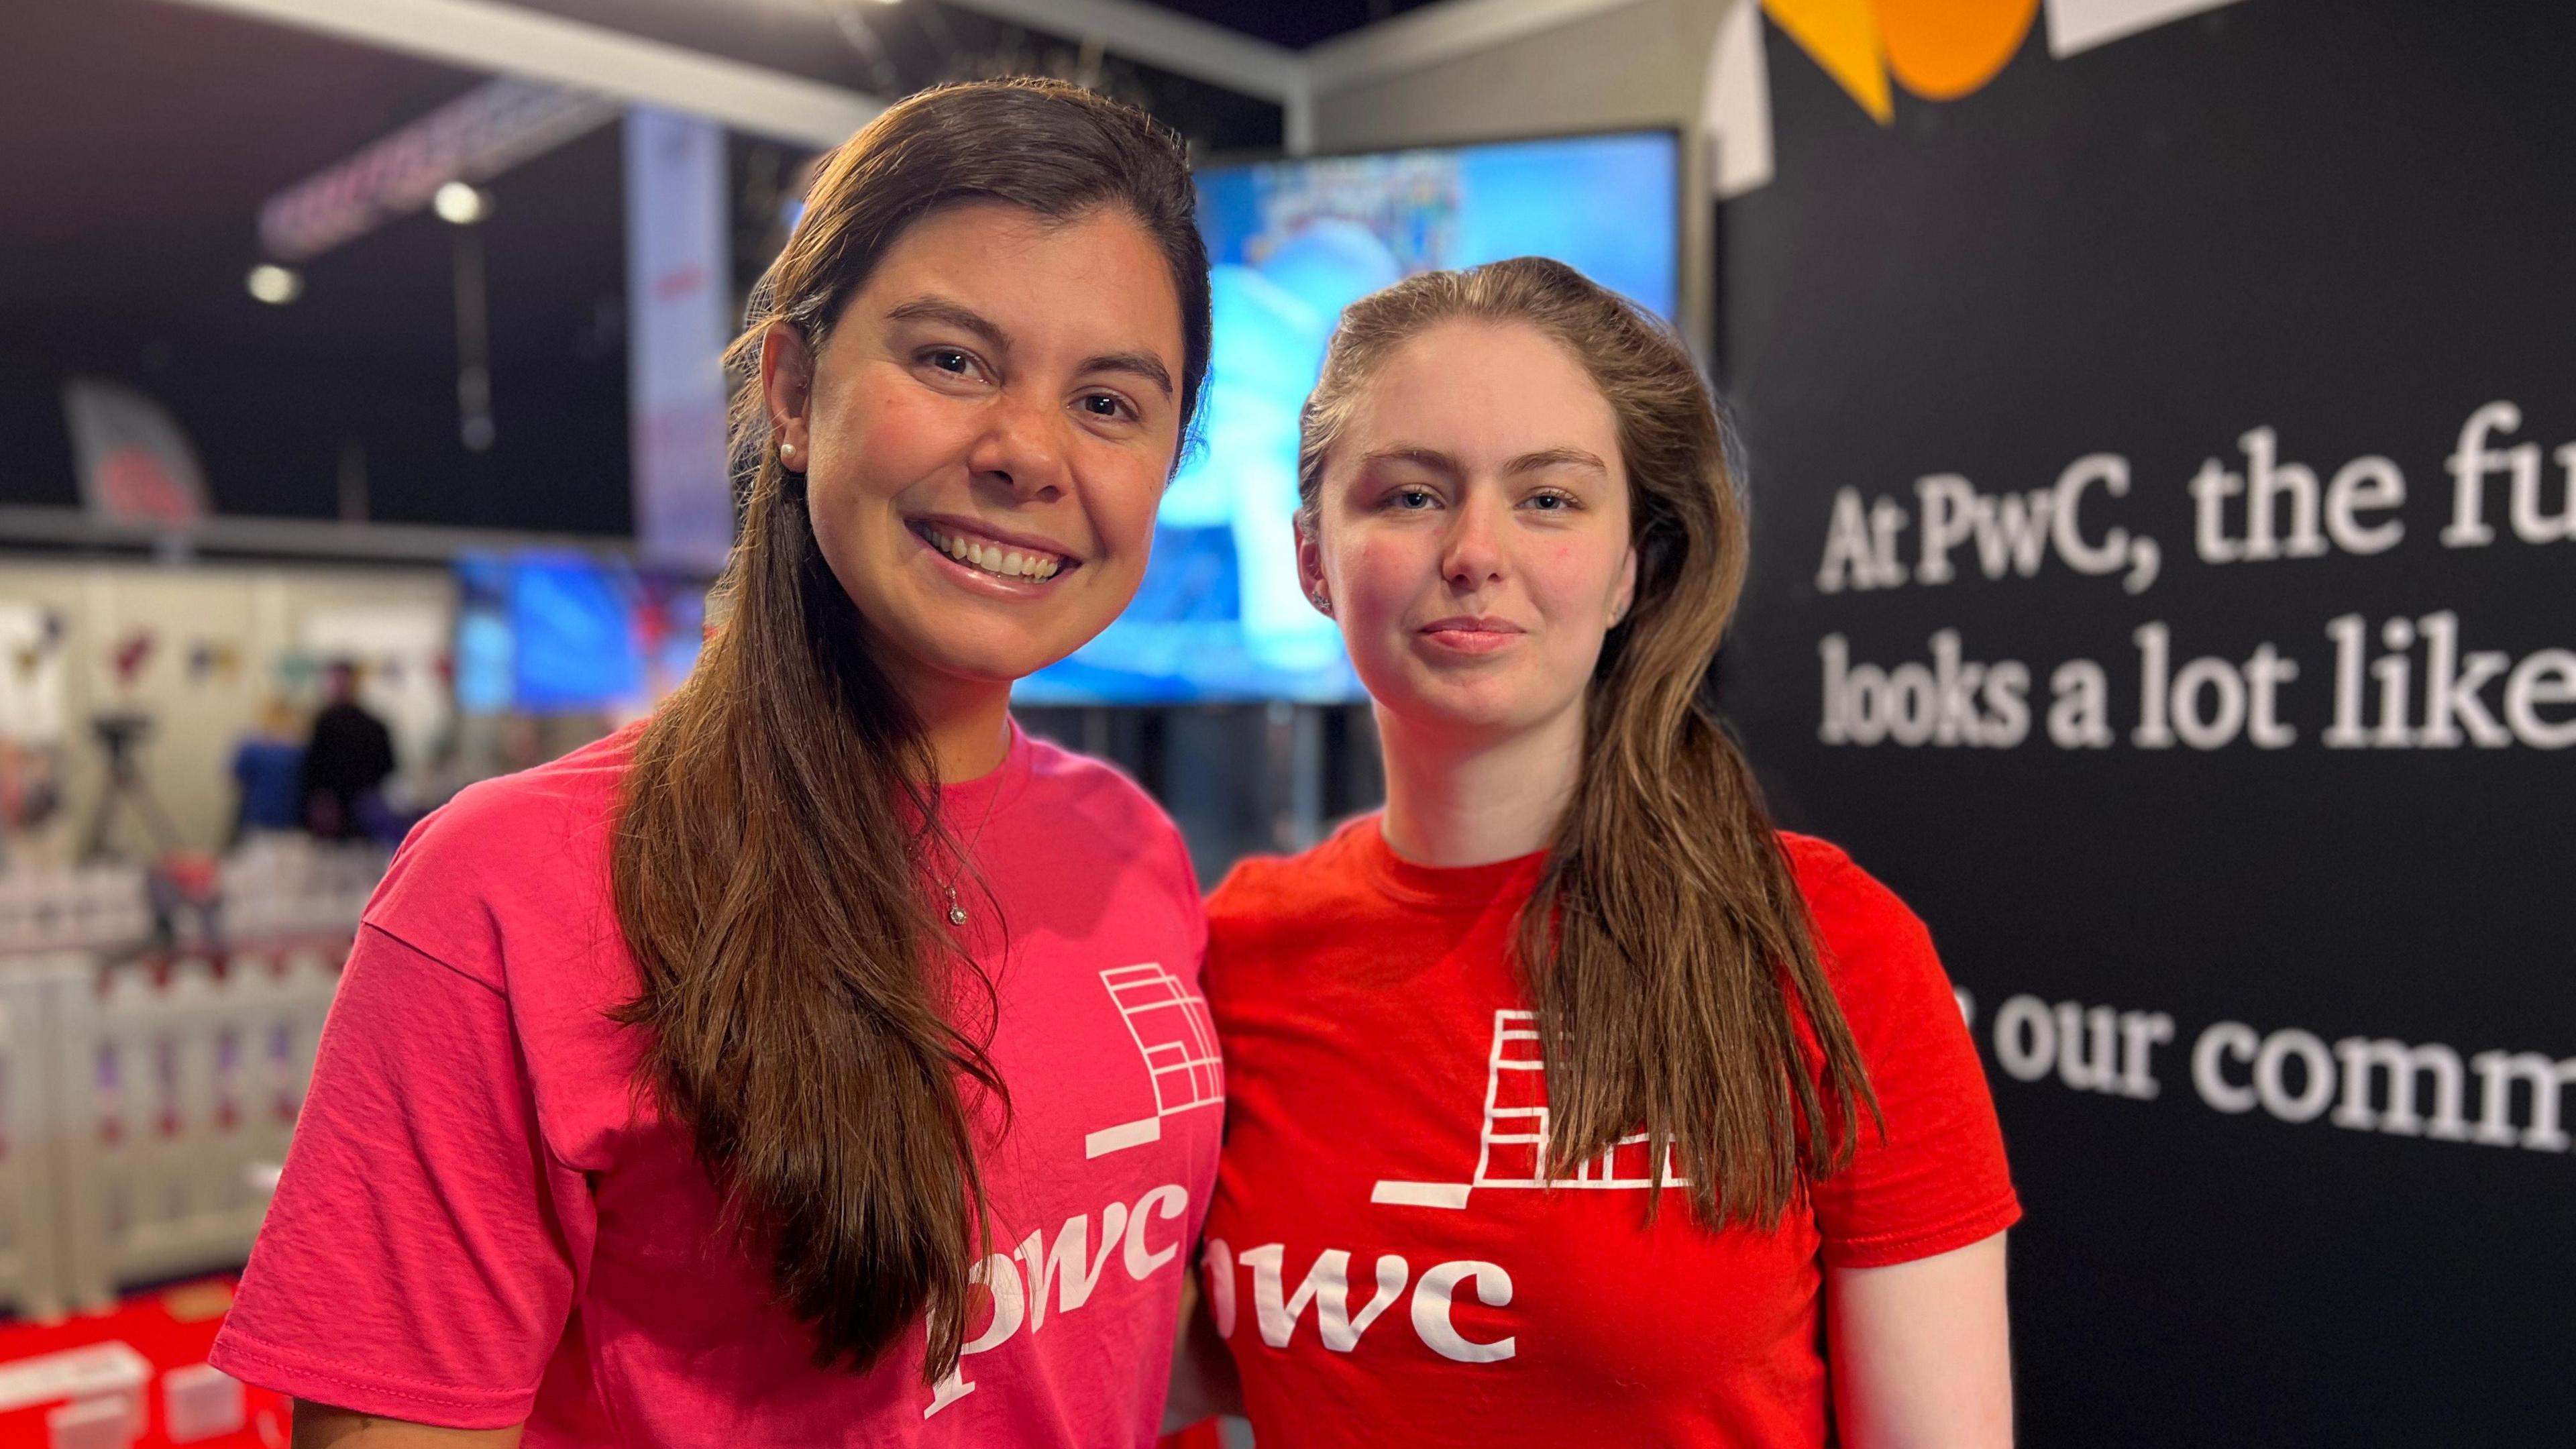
[1296,257,1877,1229]
[610,78,1210,1378]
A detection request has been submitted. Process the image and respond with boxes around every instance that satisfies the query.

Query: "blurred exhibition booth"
[0,0,2567,1444]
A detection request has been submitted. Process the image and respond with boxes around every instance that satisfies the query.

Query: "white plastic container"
[162,1362,246,1444]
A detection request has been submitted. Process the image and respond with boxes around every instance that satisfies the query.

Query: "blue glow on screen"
[509,553,642,711]
[453,555,515,714]
[1017,130,1679,705]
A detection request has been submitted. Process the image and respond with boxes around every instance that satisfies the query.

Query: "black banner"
[1718,2,2573,1440]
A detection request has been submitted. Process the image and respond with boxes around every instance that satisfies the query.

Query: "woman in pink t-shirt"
[213,79,1223,1446]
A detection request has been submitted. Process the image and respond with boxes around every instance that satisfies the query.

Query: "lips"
[1417,616,1527,656]
[1419,615,1525,637]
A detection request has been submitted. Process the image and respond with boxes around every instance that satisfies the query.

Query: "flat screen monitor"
[454,553,706,714]
[1014,128,1681,705]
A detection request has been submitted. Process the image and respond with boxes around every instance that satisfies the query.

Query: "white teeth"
[922,525,1064,582]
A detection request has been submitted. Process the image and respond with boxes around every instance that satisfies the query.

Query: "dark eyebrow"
[1357,445,1462,477]
[886,296,1171,400]
[1079,350,1174,399]
[883,297,1010,354]
[1505,446,1609,478]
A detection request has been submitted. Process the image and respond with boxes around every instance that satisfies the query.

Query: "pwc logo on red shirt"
[1199,1008,1681,1366]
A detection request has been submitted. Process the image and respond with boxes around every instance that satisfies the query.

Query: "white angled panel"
[934,0,1301,100]
[1307,0,1654,96]
[149,0,881,146]
[1701,0,1774,201]
[2045,0,2247,58]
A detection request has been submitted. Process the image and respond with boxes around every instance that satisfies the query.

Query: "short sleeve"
[209,923,582,1428]
[1795,843,2021,1269]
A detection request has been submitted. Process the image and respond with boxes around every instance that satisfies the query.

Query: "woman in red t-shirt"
[1191,258,2019,1446]
[211,81,1225,1446]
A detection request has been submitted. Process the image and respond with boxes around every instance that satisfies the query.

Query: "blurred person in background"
[211,78,1216,1446]
[297,660,392,841]
[229,694,305,846]
[1189,260,2017,1447]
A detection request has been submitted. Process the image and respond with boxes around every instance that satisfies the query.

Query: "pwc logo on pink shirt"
[922,965,1224,1419]
[1085,964,1226,1158]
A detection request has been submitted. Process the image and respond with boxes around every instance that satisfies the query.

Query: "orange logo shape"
[1764,0,2041,122]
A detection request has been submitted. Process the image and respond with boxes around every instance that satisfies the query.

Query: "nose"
[963,389,1073,504]
[1441,490,1509,592]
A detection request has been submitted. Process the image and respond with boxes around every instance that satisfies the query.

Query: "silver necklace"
[938,775,1002,928]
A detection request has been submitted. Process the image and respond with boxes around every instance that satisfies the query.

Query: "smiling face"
[1301,319,1638,743]
[763,200,1187,698]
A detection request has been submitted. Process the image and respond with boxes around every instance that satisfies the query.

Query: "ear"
[1611,542,1639,625]
[759,323,814,460]
[1295,515,1333,618]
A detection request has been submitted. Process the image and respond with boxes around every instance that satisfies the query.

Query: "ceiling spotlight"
[433,180,492,225]
[246,264,303,305]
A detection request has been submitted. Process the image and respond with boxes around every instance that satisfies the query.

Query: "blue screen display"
[508,553,643,712]
[456,553,707,714]
[1015,129,1680,705]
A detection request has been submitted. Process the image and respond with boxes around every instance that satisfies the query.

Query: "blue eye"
[1393,488,1436,510]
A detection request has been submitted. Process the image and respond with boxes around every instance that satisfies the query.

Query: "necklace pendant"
[948,902,970,926]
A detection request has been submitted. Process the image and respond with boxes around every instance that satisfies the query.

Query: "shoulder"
[1022,734,1166,828]
[365,726,639,979]
[1205,816,1377,948]
[1782,830,1937,985]
[1777,831,1953,1032]
[393,727,634,874]
[1780,831,1927,948]
[1019,733,1197,891]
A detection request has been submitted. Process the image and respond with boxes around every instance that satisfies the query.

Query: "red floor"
[0,1279,285,1446]
[0,1277,1227,1446]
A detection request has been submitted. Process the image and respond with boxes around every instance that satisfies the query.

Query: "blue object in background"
[1018,129,1679,706]
[230,738,304,831]
[453,553,515,714]
[509,553,643,711]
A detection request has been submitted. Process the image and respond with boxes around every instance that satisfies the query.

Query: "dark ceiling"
[0,0,1415,539]
[1134,1,1442,48]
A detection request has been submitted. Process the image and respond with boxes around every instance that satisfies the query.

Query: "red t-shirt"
[211,722,1222,1446]
[1199,819,2018,1448]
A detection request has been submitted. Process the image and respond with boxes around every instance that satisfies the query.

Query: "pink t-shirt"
[210,722,1222,1446]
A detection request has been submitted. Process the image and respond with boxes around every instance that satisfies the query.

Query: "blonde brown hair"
[610,78,1210,1378]
[1297,256,1876,1228]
